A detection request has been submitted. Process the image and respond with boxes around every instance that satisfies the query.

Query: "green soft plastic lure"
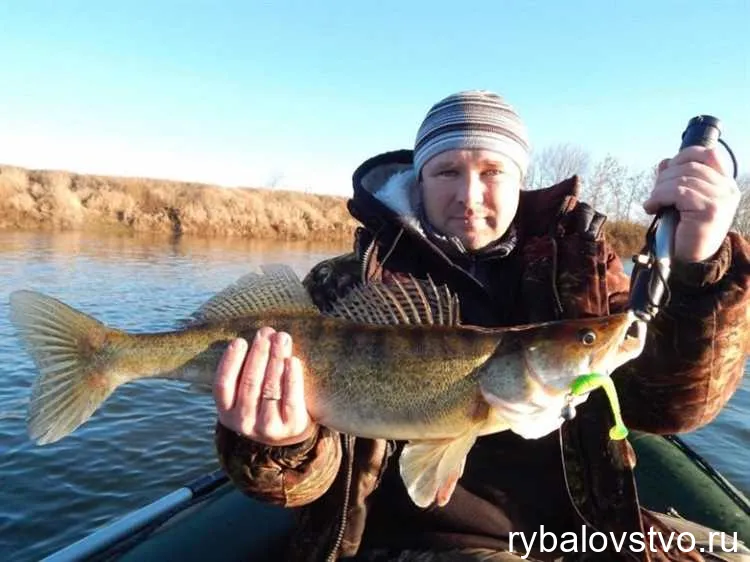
[569,373,629,440]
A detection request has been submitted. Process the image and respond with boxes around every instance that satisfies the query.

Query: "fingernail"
[279,332,290,349]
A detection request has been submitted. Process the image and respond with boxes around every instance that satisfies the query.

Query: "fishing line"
[558,427,642,562]
[719,138,738,180]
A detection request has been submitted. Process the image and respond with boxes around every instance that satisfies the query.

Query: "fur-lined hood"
[349,150,424,237]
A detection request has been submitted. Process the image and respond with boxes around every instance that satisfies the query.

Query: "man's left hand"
[643,146,739,263]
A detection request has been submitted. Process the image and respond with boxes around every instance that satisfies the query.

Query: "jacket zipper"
[326,435,355,561]
[360,237,377,283]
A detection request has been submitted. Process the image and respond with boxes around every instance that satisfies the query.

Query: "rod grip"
[629,115,723,322]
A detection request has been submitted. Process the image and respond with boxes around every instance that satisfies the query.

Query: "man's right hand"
[213,327,316,446]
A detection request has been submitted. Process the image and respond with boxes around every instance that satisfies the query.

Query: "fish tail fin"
[9,290,125,445]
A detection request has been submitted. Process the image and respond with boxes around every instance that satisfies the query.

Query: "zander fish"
[9,265,646,508]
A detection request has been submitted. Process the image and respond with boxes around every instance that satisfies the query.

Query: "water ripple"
[0,231,344,561]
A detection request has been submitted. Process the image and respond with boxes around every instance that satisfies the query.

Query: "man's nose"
[456,172,484,206]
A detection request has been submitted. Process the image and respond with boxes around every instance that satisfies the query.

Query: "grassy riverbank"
[0,165,359,242]
[0,164,646,255]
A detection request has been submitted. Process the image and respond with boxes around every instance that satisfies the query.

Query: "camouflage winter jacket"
[215,150,750,561]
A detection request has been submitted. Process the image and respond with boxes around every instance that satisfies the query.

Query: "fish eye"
[579,329,597,346]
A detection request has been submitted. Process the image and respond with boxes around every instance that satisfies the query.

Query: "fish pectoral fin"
[435,457,466,507]
[399,429,479,509]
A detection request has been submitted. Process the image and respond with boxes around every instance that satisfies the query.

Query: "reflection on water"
[0,230,747,561]
[0,229,351,265]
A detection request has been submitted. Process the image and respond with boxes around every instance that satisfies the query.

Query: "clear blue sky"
[0,1,747,196]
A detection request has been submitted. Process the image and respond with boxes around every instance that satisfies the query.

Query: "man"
[213,91,749,560]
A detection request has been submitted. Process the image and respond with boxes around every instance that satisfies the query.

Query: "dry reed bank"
[0,165,359,242]
[0,164,646,255]
[604,220,648,259]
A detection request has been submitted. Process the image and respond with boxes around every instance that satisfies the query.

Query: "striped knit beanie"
[413,90,530,179]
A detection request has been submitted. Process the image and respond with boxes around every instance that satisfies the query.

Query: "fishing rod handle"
[680,115,722,150]
[630,115,723,322]
[656,115,724,259]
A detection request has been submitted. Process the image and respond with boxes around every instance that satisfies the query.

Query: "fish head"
[478,311,645,439]
[521,310,646,391]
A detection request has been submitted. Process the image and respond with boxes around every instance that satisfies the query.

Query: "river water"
[0,230,747,561]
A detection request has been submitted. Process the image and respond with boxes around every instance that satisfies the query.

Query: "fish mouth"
[623,318,646,354]
[592,312,647,374]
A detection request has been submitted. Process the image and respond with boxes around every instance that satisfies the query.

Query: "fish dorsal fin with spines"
[325,275,461,326]
[188,264,319,324]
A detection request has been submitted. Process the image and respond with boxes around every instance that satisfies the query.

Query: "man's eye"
[483,169,503,177]
[438,169,458,177]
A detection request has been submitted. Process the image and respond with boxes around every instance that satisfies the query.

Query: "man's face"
[420,149,523,251]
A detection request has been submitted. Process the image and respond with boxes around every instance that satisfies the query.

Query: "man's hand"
[213,328,315,446]
[643,146,739,263]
